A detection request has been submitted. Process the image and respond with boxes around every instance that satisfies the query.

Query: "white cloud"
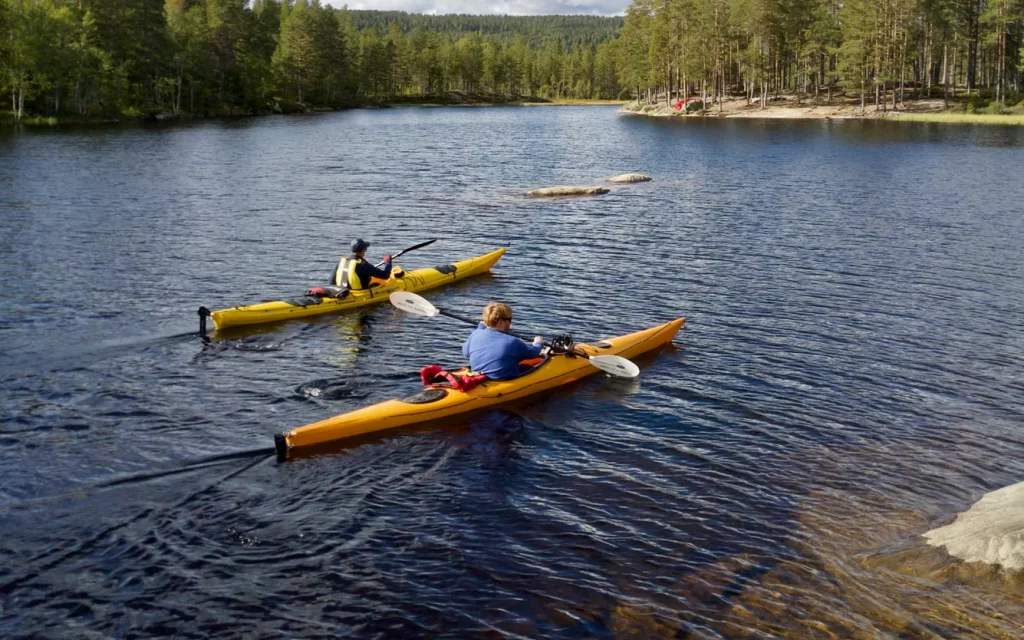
[340,0,629,17]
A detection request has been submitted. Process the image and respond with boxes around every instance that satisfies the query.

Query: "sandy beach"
[622,94,947,119]
[620,94,1024,125]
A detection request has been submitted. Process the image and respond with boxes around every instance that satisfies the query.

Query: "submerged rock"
[605,173,652,183]
[527,185,609,197]
[923,480,1024,571]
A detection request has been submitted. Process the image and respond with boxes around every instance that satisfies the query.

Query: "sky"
[343,0,630,16]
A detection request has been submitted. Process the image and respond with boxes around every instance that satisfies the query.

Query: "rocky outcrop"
[923,481,1024,571]
[527,186,610,197]
[605,173,652,183]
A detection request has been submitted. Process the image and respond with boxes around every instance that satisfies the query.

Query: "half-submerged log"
[605,173,652,183]
[527,186,610,197]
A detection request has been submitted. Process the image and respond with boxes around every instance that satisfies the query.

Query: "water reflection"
[637,111,1024,147]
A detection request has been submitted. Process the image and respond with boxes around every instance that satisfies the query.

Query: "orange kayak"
[275,316,684,458]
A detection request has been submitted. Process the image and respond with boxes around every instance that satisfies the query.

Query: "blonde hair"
[482,302,513,328]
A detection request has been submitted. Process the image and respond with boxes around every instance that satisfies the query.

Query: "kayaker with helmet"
[462,303,544,380]
[333,238,393,289]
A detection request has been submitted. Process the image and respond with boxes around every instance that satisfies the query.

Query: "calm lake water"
[2,107,1023,637]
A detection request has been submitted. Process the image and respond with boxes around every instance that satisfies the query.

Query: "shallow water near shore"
[2,107,1024,637]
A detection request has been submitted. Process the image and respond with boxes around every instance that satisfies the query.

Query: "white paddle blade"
[390,292,440,317]
[588,355,640,378]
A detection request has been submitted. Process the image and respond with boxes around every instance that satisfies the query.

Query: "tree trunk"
[967,0,978,93]
[719,70,723,113]
[997,14,1005,104]
[925,25,931,97]
[942,44,949,108]
[819,51,825,100]
[951,34,958,98]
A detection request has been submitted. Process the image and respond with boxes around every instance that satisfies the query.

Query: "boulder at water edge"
[923,480,1024,571]
[605,173,653,183]
[527,186,610,197]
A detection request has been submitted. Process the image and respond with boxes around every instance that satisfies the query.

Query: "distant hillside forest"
[1,0,1021,122]
[0,1,626,121]
[347,11,625,47]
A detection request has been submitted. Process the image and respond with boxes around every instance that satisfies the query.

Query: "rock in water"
[527,186,610,197]
[605,173,653,183]
[923,480,1024,570]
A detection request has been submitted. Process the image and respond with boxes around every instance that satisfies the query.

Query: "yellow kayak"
[205,247,506,330]
[275,316,685,458]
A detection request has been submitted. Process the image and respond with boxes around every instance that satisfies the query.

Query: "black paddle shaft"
[375,238,438,267]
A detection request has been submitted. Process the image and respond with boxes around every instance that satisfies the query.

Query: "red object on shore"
[673,97,700,110]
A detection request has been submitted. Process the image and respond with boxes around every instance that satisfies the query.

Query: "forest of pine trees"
[1,1,1021,121]
[619,0,1023,110]
[0,3,624,120]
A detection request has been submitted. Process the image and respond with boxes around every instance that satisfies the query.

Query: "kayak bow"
[275,316,684,458]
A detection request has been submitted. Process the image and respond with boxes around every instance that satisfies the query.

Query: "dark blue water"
[2,108,1023,637]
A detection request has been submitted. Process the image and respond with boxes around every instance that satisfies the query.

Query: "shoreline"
[620,95,1024,126]
[0,97,628,128]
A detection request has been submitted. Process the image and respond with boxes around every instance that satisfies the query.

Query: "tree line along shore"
[1,4,627,124]
[1,1,1022,125]
[617,0,1023,118]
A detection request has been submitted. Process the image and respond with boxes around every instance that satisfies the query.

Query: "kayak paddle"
[390,292,641,378]
[375,238,438,267]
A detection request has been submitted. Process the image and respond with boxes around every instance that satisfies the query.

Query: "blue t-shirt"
[462,322,544,380]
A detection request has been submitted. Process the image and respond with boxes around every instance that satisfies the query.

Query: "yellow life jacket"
[333,256,365,290]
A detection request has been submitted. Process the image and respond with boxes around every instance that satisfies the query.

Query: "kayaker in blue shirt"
[462,303,544,380]
[333,238,393,289]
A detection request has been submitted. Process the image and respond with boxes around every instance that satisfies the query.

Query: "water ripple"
[2,108,1024,636]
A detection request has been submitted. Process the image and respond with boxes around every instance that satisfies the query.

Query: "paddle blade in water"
[588,355,641,378]
[390,291,440,317]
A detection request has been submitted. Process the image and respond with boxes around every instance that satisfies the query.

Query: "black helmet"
[351,238,370,253]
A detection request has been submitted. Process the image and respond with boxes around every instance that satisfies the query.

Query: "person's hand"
[383,255,392,262]
[533,336,543,345]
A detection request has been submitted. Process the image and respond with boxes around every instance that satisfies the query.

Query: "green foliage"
[618,0,1024,113]
[346,10,624,48]
[2,0,1023,122]
[1,1,621,120]
[982,100,1007,114]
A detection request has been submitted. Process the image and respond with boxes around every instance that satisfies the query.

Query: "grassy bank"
[0,113,109,127]
[385,93,624,107]
[522,98,627,106]
[1,94,623,128]
[891,112,1024,125]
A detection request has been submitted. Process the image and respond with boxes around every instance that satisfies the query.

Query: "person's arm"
[518,337,544,359]
[358,259,393,282]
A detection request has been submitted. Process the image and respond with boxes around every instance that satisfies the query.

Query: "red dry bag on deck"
[419,365,489,392]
